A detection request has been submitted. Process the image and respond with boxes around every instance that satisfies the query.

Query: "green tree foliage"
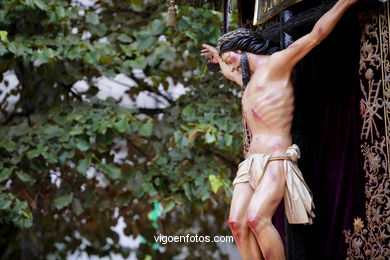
[0,0,241,258]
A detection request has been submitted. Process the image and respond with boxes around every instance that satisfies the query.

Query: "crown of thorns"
[216,29,252,53]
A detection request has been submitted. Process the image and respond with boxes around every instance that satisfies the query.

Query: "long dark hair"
[218,28,279,56]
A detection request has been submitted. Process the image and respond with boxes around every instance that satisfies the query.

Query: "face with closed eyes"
[221,51,242,73]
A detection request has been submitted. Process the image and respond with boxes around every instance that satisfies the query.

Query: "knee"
[246,215,271,234]
[228,217,242,233]
[227,217,248,239]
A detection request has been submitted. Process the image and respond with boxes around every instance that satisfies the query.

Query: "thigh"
[247,161,286,218]
[229,182,254,220]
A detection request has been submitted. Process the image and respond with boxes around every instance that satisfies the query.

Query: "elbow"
[311,25,331,45]
[309,32,322,47]
[226,75,235,82]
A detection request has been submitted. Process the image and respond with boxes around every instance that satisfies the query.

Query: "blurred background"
[0,0,243,259]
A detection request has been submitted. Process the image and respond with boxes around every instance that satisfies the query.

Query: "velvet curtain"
[273,9,367,260]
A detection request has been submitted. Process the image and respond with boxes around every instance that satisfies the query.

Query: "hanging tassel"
[166,1,177,28]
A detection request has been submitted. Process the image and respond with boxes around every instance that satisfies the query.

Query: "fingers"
[200,44,220,64]
[201,44,216,52]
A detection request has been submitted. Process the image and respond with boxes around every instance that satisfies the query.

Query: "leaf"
[184,31,197,41]
[91,23,107,37]
[35,48,55,64]
[27,147,43,159]
[96,163,121,179]
[146,54,157,66]
[55,6,65,18]
[224,133,233,146]
[99,55,113,65]
[0,168,12,182]
[12,200,28,214]
[0,199,11,210]
[67,46,84,60]
[0,31,8,41]
[174,131,182,146]
[117,34,133,43]
[131,3,144,12]
[140,121,153,137]
[85,12,99,25]
[72,199,84,216]
[183,183,191,199]
[69,127,84,136]
[114,116,129,133]
[151,19,165,35]
[16,171,36,184]
[180,135,189,148]
[154,45,175,61]
[163,202,175,213]
[0,139,16,151]
[205,131,216,144]
[7,43,17,54]
[42,151,58,163]
[17,217,32,229]
[182,105,196,121]
[126,58,147,70]
[77,156,91,175]
[209,175,223,193]
[53,193,73,210]
[33,0,47,10]
[0,44,7,55]
[83,50,101,64]
[177,19,188,31]
[75,138,90,152]
[44,125,63,138]
[59,150,75,164]
[136,33,156,52]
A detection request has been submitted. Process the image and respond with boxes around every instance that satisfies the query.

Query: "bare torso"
[242,67,294,157]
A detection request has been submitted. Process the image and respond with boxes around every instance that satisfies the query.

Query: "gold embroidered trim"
[344,3,390,259]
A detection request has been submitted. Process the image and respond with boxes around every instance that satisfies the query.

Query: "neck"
[247,53,268,74]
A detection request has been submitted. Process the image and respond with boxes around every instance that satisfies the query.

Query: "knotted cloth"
[233,144,315,225]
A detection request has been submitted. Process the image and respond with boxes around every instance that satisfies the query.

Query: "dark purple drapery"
[272,8,367,260]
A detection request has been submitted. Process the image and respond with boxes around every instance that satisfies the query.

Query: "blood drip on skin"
[227,217,241,247]
[251,108,261,120]
[264,250,272,260]
[230,55,238,64]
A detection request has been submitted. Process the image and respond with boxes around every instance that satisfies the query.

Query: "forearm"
[219,60,234,81]
[218,60,243,86]
[311,0,354,43]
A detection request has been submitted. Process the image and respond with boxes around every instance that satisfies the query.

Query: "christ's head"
[216,28,279,87]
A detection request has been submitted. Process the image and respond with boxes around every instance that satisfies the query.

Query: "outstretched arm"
[200,44,243,86]
[269,0,358,77]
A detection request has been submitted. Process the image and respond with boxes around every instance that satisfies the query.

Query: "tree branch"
[108,76,175,106]
[136,108,166,116]
[125,136,151,159]
[205,147,237,169]
[59,83,82,101]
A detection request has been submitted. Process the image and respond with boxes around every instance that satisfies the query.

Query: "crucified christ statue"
[201,0,357,259]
